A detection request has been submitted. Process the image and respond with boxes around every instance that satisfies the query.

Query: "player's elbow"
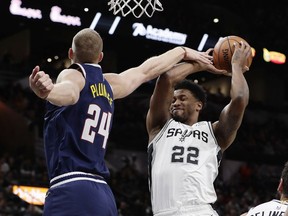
[60,91,79,106]
[231,87,249,106]
[69,91,79,105]
[232,94,249,109]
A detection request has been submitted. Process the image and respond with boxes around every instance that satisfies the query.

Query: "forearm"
[230,64,249,106]
[46,81,79,106]
[142,46,215,83]
[166,62,200,85]
[141,47,186,81]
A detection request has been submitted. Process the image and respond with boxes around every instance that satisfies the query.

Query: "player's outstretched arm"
[105,46,213,99]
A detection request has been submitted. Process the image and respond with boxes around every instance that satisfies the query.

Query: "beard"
[172,113,186,123]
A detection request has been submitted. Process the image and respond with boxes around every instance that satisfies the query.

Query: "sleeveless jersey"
[246,200,288,216]
[147,119,222,215]
[44,63,114,180]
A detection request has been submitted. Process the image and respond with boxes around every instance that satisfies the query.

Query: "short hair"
[72,28,103,63]
[281,161,288,197]
[174,79,207,108]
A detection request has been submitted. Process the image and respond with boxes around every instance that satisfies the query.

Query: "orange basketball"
[213,35,253,73]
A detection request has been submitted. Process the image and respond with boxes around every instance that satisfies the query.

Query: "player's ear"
[277,178,284,193]
[196,102,203,112]
[98,52,104,63]
[68,48,73,60]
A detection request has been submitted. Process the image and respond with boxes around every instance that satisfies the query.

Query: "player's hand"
[189,48,229,75]
[205,63,229,75]
[184,47,213,65]
[29,66,54,99]
[231,41,251,73]
[204,48,229,75]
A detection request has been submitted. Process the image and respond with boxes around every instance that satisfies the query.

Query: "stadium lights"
[12,185,48,205]
[263,48,286,64]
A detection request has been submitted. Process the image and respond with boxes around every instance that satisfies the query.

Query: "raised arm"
[29,66,85,106]
[212,41,250,151]
[146,63,196,142]
[105,47,213,99]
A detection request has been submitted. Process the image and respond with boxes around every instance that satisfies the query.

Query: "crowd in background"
[0,150,283,216]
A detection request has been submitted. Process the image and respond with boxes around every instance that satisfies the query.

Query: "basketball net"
[108,0,163,18]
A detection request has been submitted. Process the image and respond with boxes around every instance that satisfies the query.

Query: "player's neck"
[185,116,198,126]
[280,196,288,202]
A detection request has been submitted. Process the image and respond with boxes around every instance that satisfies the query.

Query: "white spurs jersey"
[246,200,288,216]
[147,119,222,215]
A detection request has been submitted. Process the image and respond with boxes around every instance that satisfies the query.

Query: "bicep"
[146,98,170,142]
[105,68,146,99]
[60,69,85,91]
[213,100,246,150]
[146,75,172,141]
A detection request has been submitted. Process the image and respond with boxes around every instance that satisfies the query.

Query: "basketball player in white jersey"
[146,42,251,216]
[240,161,288,216]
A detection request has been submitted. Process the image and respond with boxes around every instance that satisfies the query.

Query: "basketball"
[213,35,253,73]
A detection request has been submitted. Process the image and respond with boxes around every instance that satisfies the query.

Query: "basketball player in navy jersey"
[146,42,251,215]
[28,28,225,216]
[240,161,288,216]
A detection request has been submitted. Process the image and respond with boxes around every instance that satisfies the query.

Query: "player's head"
[280,161,288,198]
[170,79,207,123]
[70,28,103,64]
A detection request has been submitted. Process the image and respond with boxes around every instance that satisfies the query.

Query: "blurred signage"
[132,23,187,45]
[6,0,288,66]
[263,48,286,64]
[50,6,81,26]
[9,0,42,19]
[90,13,187,45]
[12,185,48,205]
[9,0,81,26]
[8,0,186,45]
[251,47,256,57]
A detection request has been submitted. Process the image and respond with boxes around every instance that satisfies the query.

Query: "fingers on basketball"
[213,36,253,73]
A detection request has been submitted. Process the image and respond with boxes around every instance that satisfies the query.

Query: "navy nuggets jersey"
[148,119,222,215]
[44,63,114,180]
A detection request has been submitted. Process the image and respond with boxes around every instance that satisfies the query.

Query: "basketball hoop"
[108,0,163,18]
